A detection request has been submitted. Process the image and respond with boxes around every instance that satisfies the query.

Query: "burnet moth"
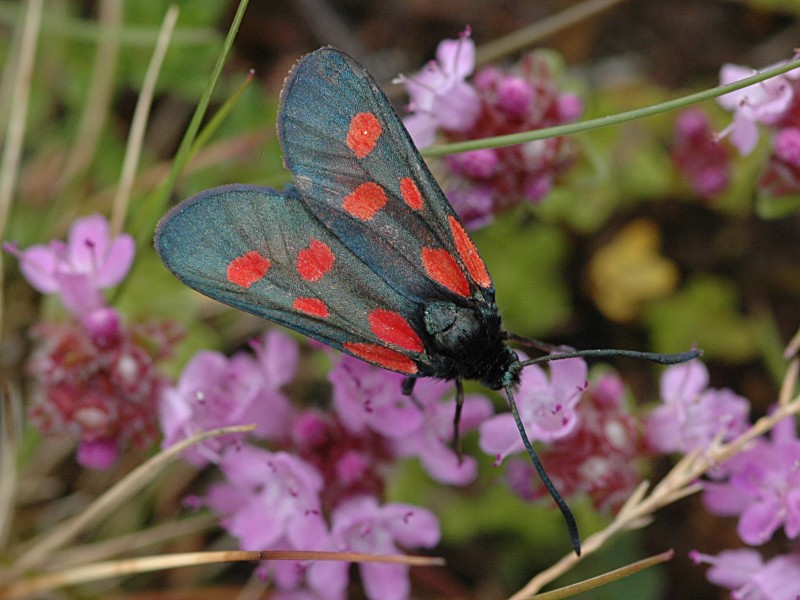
[155,47,700,555]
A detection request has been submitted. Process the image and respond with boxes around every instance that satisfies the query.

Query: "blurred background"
[2,0,799,598]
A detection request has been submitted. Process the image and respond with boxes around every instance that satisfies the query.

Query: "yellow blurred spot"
[586,219,679,322]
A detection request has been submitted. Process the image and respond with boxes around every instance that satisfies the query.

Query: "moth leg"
[453,379,464,464]
[401,376,424,410]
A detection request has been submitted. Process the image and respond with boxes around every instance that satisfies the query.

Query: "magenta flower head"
[27,308,181,469]
[646,361,750,454]
[690,548,800,600]
[395,27,480,148]
[4,214,134,316]
[672,109,731,199]
[289,409,394,511]
[448,54,582,225]
[772,126,800,167]
[702,415,800,546]
[307,496,440,600]
[717,61,800,155]
[395,31,581,227]
[160,330,297,466]
[506,372,646,512]
[759,126,800,196]
[445,185,495,230]
[479,353,587,463]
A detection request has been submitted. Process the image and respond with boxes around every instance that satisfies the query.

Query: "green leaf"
[646,275,758,361]
[473,210,570,336]
[755,190,800,219]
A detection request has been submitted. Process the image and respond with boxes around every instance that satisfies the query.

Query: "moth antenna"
[505,332,560,354]
[504,384,581,556]
[519,348,702,368]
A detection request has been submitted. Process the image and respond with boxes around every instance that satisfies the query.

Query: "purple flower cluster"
[690,549,800,600]
[479,354,587,461]
[397,30,581,228]
[716,61,800,196]
[6,215,181,469]
[167,347,492,599]
[165,338,645,598]
[509,373,647,512]
[11,211,619,598]
[27,311,181,469]
[717,63,800,156]
[646,361,800,598]
[702,416,800,546]
[160,330,297,466]
[645,361,750,455]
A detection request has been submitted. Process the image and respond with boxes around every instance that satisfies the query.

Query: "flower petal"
[94,233,134,287]
[660,361,708,404]
[18,244,59,292]
[361,564,410,600]
[478,413,523,461]
[738,499,783,545]
[68,214,111,272]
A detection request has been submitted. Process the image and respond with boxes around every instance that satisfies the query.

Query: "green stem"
[423,56,800,157]
[189,69,255,160]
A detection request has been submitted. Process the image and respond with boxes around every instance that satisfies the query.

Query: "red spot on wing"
[448,216,491,288]
[343,342,418,374]
[227,251,271,288]
[293,297,329,318]
[296,239,335,281]
[368,309,424,352]
[399,177,423,210]
[343,182,387,220]
[347,112,382,159]
[421,248,470,297]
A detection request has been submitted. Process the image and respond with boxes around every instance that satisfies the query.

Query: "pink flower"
[447,148,499,179]
[445,185,495,229]
[203,444,328,552]
[160,330,297,466]
[392,378,493,485]
[702,416,800,545]
[251,328,300,389]
[396,28,480,147]
[4,214,134,315]
[506,372,645,512]
[479,354,587,463]
[76,439,119,470]
[329,355,422,438]
[691,548,800,600]
[307,496,440,600]
[717,62,800,155]
[646,361,750,454]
